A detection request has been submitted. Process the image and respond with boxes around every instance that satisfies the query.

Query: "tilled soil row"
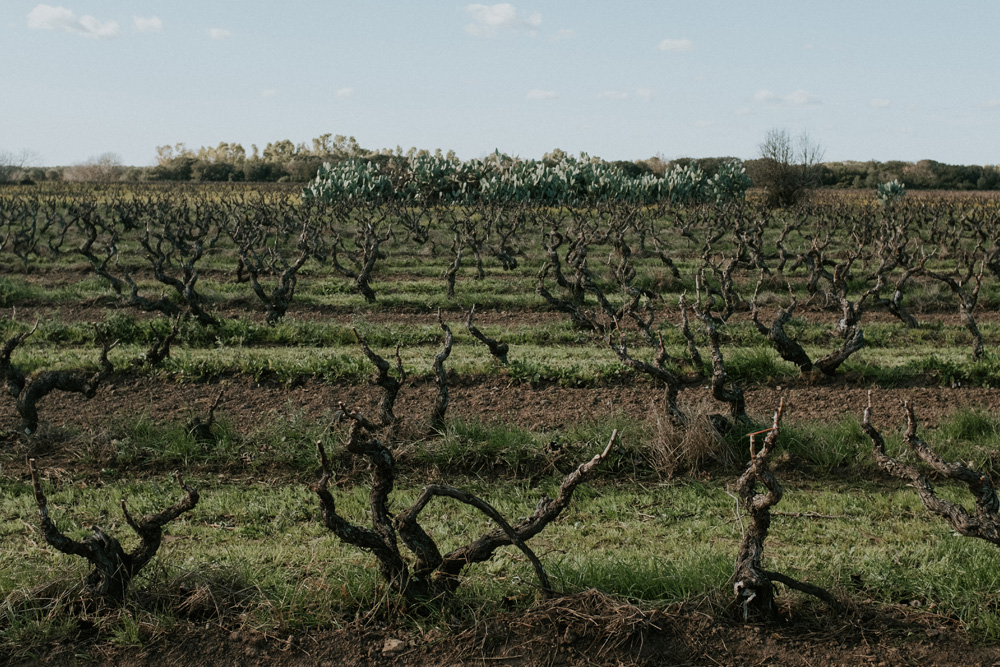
[1,372,992,447]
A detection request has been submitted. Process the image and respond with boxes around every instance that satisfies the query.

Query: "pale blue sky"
[2,2,998,167]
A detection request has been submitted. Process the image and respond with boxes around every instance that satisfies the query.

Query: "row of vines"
[2,171,1000,624]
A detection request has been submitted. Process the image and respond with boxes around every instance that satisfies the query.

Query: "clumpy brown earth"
[10,590,1000,666]
[3,374,996,453]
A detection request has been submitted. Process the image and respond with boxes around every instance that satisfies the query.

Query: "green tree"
[262,140,297,162]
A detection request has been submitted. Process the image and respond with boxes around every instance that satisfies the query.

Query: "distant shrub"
[876,179,906,206]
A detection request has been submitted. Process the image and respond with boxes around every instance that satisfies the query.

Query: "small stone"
[382,638,406,655]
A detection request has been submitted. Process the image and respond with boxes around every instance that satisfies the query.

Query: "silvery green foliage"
[303,159,396,203]
[662,163,707,204]
[709,160,754,205]
[876,179,906,206]
[404,153,484,204]
[305,153,750,206]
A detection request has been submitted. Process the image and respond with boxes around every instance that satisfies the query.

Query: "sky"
[1,2,998,167]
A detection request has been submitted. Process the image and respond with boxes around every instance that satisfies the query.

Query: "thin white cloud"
[28,4,120,39]
[207,28,232,40]
[981,99,1000,108]
[550,28,575,42]
[336,87,355,99]
[133,16,162,33]
[261,89,278,97]
[753,89,820,107]
[598,91,629,101]
[870,98,890,108]
[465,3,541,37]
[635,87,654,102]
[785,90,819,106]
[525,89,556,100]
[657,38,693,52]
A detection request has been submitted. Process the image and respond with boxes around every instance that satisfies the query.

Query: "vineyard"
[2,170,1000,665]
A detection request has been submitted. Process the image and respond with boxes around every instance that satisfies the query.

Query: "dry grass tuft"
[452,589,664,663]
[646,398,735,478]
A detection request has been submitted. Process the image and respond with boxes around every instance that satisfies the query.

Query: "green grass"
[412,419,548,474]
[725,346,797,384]
[5,471,1000,648]
[7,184,1000,657]
[8,307,1000,392]
[0,277,44,308]
[778,415,871,471]
[95,406,334,471]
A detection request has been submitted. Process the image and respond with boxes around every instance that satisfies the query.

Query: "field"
[3,183,1000,665]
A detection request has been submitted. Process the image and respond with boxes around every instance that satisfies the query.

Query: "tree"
[63,153,125,183]
[751,128,824,207]
[149,156,196,181]
[0,149,38,184]
[261,140,297,163]
[192,160,240,182]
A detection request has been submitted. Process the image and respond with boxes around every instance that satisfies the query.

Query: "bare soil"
[2,372,994,451]
[10,591,1000,666]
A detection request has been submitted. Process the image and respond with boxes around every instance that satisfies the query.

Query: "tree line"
[2,133,999,191]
